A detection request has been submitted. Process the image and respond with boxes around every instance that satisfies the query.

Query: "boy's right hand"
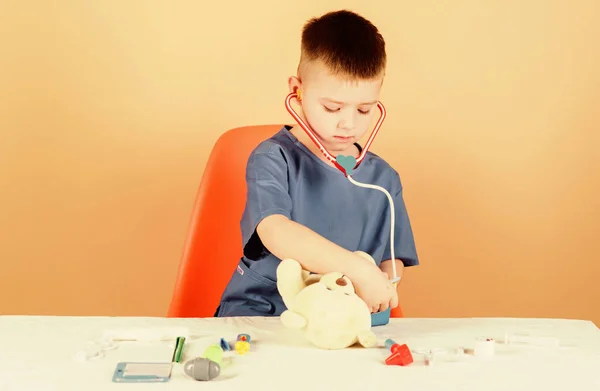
[349,258,398,313]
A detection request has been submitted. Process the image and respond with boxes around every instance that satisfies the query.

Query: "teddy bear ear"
[276,258,308,308]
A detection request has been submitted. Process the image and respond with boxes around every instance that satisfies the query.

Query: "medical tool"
[285,91,399,325]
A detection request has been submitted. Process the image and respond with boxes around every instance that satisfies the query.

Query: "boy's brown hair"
[299,10,386,80]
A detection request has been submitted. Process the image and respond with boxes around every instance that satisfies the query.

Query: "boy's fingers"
[379,301,389,312]
[391,292,399,309]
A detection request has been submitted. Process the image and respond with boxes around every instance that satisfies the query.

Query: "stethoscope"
[284,90,400,287]
[284,90,386,177]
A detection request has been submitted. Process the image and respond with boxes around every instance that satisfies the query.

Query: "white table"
[1,315,599,390]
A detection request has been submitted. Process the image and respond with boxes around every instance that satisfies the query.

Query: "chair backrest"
[167,124,404,318]
[167,124,283,317]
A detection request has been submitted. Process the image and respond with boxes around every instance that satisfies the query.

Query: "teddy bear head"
[317,272,355,295]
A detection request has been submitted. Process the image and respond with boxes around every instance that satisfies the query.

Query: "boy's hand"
[380,271,399,312]
[349,258,398,313]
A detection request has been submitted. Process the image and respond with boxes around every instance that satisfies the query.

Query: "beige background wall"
[1,1,599,324]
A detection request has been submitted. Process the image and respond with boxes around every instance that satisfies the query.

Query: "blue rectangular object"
[371,308,391,327]
[112,362,172,383]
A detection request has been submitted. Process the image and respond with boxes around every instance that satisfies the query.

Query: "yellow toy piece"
[234,340,250,355]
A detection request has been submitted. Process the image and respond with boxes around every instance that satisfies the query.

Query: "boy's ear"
[288,76,302,99]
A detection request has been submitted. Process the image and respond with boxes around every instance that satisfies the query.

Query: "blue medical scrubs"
[215,126,419,317]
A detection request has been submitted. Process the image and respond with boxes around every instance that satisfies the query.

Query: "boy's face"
[289,60,383,155]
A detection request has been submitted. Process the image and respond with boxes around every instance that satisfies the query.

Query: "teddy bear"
[275,251,378,350]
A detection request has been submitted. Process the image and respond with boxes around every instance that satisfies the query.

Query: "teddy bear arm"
[357,330,377,348]
[281,310,307,329]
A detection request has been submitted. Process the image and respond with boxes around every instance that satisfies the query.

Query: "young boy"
[215,10,419,317]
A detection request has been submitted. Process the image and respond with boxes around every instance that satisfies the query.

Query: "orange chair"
[167,124,404,318]
[167,124,281,318]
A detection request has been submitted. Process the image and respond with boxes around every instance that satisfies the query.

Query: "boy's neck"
[288,125,360,168]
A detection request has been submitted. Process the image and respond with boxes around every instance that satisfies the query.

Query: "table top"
[1,315,599,390]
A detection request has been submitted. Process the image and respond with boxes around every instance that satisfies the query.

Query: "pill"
[184,357,221,381]
[201,344,223,364]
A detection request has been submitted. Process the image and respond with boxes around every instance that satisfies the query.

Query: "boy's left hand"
[380,271,399,311]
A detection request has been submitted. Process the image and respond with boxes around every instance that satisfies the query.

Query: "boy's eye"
[323,105,371,115]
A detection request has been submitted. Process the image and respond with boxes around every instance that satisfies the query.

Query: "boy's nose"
[338,110,356,130]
